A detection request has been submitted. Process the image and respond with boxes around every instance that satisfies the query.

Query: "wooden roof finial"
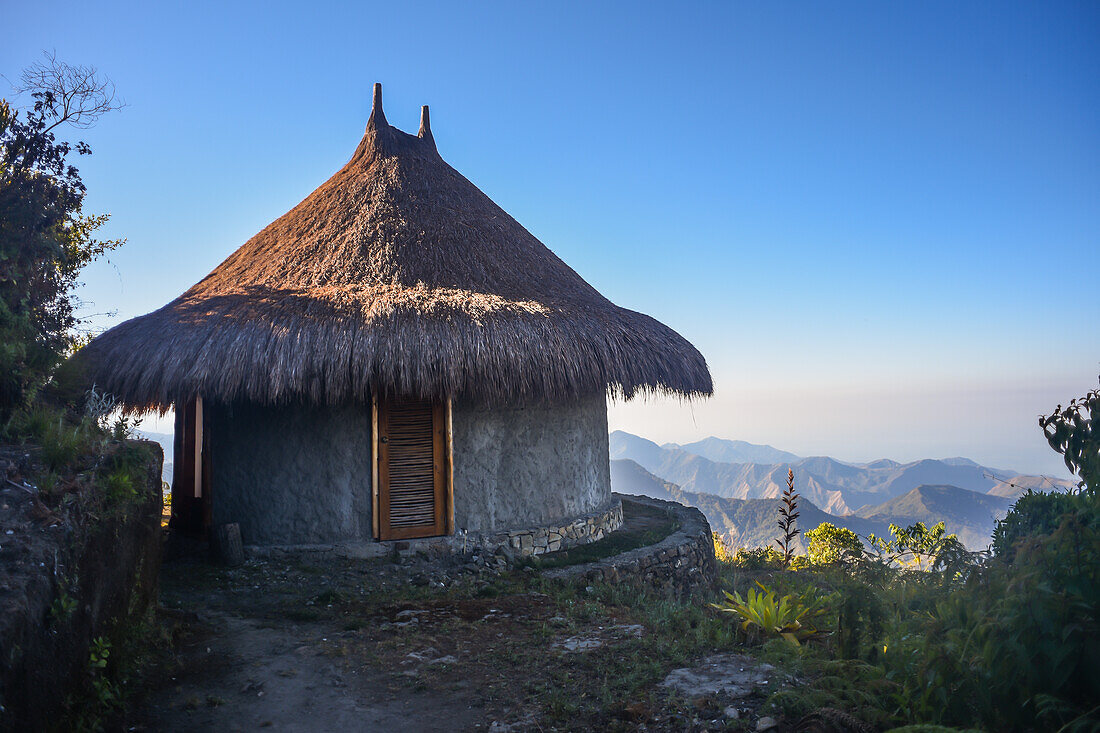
[367,82,386,130]
[418,105,434,144]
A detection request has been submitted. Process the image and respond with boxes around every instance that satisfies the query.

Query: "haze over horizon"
[4,1,1097,481]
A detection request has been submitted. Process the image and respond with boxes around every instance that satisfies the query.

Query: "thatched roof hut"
[82,84,710,411]
[82,85,711,551]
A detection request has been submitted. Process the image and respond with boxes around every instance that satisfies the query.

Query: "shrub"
[711,581,831,646]
[805,522,863,566]
[868,521,965,571]
[730,546,787,570]
[712,532,733,563]
[991,488,1082,560]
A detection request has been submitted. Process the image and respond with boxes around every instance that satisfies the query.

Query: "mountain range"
[612,458,1017,551]
[610,431,1071,515]
[609,432,1074,551]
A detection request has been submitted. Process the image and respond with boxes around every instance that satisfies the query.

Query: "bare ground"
[119,515,776,732]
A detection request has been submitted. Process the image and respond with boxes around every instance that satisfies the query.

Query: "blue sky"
[4,1,1098,477]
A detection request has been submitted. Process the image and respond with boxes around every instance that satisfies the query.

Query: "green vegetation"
[867,520,967,571]
[804,522,862,566]
[1039,375,1098,492]
[711,581,830,646]
[711,531,732,563]
[702,377,1100,731]
[0,54,124,422]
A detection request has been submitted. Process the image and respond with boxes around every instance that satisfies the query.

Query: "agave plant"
[711,581,830,645]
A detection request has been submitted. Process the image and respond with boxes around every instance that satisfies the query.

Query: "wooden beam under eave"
[371,393,380,540]
[444,397,454,535]
[193,396,204,499]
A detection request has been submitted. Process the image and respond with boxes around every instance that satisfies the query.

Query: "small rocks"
[660,653,776,699]
[558,635,603,652]
[403,647,459,666]
[756,716,778,731]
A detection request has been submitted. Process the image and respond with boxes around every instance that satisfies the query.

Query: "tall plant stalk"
[775,469,800,566]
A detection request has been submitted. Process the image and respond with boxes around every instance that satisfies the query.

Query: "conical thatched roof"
[81,84,712,410]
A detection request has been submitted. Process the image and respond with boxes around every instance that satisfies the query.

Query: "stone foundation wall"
[542,494,717,597]
[249,496,623,561]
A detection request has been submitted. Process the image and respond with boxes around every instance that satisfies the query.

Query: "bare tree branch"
[14,50,126,133]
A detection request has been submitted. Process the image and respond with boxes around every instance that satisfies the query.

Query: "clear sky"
[4,1,1098,478]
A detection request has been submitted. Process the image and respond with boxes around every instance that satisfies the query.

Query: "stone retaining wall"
[542,494,717,597]
[505,498,623,556]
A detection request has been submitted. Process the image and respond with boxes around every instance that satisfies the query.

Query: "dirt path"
[138,611,483,732]
[123,509,771,732]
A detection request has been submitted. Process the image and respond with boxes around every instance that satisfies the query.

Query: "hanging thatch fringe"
[79,84,712,409]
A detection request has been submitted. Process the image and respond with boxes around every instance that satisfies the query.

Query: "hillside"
[610,431,1073,514]
[856,484,1012,550]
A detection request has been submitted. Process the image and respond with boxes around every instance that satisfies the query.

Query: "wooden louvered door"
[378,398,447,540]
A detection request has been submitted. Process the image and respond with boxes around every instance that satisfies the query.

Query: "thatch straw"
[80,84,712,410]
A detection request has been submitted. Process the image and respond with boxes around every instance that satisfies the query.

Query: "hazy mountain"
[610,458,682,503]
[609,431,849,513]
[611,459,889,553]
[609,431,1073,514]
[855,484,1012,550]
[664,436,800,466]
[137,430,174,484]
[986,474,1072,501]
[613,459,1018,552]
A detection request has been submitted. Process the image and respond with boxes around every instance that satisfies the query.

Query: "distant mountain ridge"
[662,437,800,466]
[136,430,174,484]
[854,484,1012,550]
[609,431,1072,515]
[610,459,889,552]
[611,459,1014,551]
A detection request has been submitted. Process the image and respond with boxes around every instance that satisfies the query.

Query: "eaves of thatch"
[79,85,712,410]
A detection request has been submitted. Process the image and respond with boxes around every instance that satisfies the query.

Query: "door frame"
[371,394,454,540]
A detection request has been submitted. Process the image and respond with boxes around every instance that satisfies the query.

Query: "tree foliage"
[805,522,863,566]
[0,53,124,421]
[1039,375,1099,493]
[867,521,966,572]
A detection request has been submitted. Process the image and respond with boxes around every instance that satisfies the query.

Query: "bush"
[712,532,733,563]
[991,488,1083,560]
[805,522,863,566]
[711,581,831,646]
[730,546,788,570]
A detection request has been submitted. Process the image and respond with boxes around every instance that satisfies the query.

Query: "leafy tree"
[1039,375,1098,493]
[0,53,124,422]
[991,488,1082,560]
[805,522,863,565]
[868,521,964,571]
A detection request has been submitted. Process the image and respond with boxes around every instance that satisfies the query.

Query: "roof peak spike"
[367,82,386,130]
[418,105,434,143]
